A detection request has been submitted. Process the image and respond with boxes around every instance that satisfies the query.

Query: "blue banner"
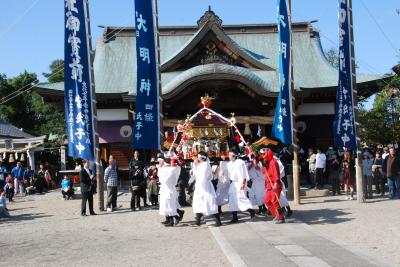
[333,0,356,149]
[133,0,160,150]
[272,0,293,145]
[64,0,95,161]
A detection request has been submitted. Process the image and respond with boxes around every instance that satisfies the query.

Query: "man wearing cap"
[191,151,221,226]
[263,150,285,224]
[226,149,255,223]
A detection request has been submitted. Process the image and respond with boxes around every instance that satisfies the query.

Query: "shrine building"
[34,9,382,168]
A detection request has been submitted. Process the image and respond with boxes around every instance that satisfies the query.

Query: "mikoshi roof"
[0,120,35,139]
[36,9,382,97]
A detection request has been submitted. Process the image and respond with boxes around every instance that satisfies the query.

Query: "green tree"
[325,48,339,69]
[42,59,64,83]
[359,75,400,145]
[0,71,66,146]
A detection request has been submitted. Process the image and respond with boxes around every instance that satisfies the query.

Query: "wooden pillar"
[288,0,301,205]
[348,0,365,203]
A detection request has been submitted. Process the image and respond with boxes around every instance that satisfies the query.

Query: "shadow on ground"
[0,212,53,224]
[293,208,354,225]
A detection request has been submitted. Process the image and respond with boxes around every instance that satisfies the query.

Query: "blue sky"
[0,0,398,85]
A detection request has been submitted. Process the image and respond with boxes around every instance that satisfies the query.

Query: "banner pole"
[348,0,365,203]
[288,0,301,205]
[153,0,163,151]
[84,0,104,211]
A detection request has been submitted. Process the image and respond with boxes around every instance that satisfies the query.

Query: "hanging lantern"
[244,123,251,136]
[9,153,15,163]
[20,153,25,162]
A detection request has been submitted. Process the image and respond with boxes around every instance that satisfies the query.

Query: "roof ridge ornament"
[197,6,223,28]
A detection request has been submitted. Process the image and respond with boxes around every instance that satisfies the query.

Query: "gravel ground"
[0,193,230,267]
[293,194,400,266]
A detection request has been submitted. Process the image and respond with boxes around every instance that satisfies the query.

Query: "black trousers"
[178,184,186,206]
[81,191,94,215]
[150,194,158,205]
[315,168,325,188]
[62,189,74,198]
[140,185,148,205]
[106,186,118,209]
[131,189,141,209]
[6,188,14,201]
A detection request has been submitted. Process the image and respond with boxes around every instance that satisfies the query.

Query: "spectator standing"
[4,174,14,202]
[306,149,316,188]
[35,164,46,193]
[0,160,8,190]
[382,147,389,160]
[104,156,118,212]
[129,151,146,211]
[362,153,374,199]
[342,151,355,200]
[23,166,34,187]
[61,175,74,200]
[79,159,97,216]
[330,154,341,195]
[372,152,385,196]
[383,147,400,199]
[147,166,159,208]
[315,148,326,189]
[0,189,10,218]
[11,162,24,194]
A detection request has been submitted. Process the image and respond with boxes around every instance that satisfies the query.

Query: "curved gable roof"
[160,19,275,72]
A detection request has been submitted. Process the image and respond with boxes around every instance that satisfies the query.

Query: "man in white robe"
[226,150,255,223]
[191,152,221,226]
[247,160,266,214]
[215,155,230,214]
[275,154,293,217]
[158,157,184,226]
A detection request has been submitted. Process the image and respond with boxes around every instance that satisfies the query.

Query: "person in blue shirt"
[0,160,8,190]
[11,162,24,194]
[61,175,74,200]
[23,166,34,187]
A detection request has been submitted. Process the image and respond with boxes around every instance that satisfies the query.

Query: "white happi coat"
[247,163,266,207]
[192,160,218,216]
[227,159,253,212]
[276,158,289,208]
[216,161,230,206]
[159,166,181,216]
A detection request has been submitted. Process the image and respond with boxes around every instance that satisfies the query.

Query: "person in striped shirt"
[104,156,118,212]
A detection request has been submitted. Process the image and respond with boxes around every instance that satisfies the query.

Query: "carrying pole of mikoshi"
[153,0,163,150]
[84,0,104,210]
[348,0,365,203]
[288,0,301,205]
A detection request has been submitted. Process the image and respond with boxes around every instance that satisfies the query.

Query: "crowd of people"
[306,146,400,200]
[83,148,293,226]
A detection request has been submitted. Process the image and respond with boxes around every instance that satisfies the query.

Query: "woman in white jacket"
[191,152,221,226]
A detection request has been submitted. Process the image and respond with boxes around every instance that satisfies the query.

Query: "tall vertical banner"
[64,0,95,161]
[333,0,356,149]
[133,0,160,149]
[272,0,293,144]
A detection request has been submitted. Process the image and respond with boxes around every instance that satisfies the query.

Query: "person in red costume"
[263,149,285,224]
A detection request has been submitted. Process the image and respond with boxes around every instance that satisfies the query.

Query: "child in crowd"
[61,175,74,200]
[4,174,14,202]
[0,189,10,218]
[147,167,159,208]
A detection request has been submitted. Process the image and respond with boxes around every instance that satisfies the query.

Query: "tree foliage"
[359,75,400,146]
[325,48,339,69]
[42,59,64,83]
[0,70,65,147]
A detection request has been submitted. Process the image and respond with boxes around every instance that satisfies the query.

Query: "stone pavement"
[207,216,388,267]
[1,192,397,267]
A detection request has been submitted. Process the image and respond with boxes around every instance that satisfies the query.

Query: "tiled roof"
[0,120,35,139]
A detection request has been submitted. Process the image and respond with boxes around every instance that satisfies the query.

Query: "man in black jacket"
[384,147,400,199]
[80,159,97,216]
[129,151,146,210]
